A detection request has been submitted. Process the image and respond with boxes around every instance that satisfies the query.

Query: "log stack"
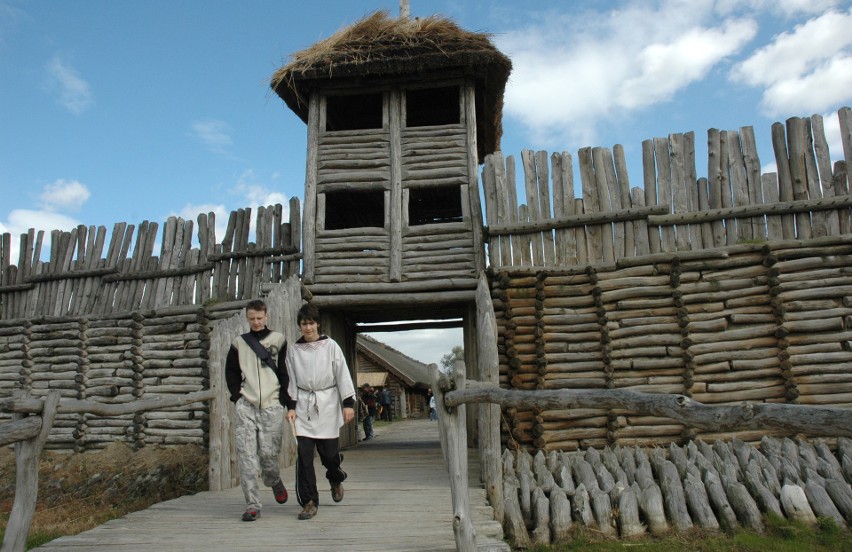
[0,302,245,452]
[494,238,852,451]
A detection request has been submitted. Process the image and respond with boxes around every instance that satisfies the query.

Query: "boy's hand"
[343,407,355,424]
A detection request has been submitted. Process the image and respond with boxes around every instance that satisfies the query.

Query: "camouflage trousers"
[235,398,284,510]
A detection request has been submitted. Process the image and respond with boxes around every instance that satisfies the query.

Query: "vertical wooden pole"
[475,272,504,524]
[389,89,402,283]
[3,391,60,552]
[431,363,477,552]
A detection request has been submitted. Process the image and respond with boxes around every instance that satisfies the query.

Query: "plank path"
[34,418,509,551]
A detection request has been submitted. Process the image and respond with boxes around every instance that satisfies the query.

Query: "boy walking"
[225,299,291,521]
[285,303,356,520]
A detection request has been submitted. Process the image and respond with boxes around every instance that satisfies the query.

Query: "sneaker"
[331,482,344,502]
[272,479,288,504]
[298,500,318,520]
[241,508,260,522]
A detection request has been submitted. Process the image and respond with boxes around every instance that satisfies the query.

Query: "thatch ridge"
[270,10,512,159]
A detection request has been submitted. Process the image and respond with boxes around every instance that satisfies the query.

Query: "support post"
[431,363,477,552]
[475,271,504,524]
[3,391,60,552]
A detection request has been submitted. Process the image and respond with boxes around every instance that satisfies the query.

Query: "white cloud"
[496,1,756,148]
[0,209,81,265]
[619,19,756,109]
[234,170,288,208]
[191,119,233,153]
[730,9,852,116]
[46,55,93,115]
[39,179,90,211]
[716,0,844,18]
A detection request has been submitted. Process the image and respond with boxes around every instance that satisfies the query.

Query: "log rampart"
[0,201,301,319]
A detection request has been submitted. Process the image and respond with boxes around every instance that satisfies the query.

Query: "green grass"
[0,528,63,551]
[524,515,850,552]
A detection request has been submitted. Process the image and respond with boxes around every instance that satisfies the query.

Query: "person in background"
[379,386,393,422]
[225,299,290,522]
[285,303,356,520]
[360,383,378,439]
[427,387,437,421]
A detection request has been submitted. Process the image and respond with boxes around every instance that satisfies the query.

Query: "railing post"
[431,363,477,551]
[2,391,60,552]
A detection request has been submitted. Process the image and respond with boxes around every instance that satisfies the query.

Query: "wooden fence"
[0,200,301,320]
[433,373,852,549]
[481,108,852,268]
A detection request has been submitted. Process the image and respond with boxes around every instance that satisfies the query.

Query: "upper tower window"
[406,85,460,127]
[326,92,383,131]
[324,190,385,230]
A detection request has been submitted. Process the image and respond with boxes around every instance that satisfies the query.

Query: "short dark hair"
[297,303,321,325]
[246,299,267,313]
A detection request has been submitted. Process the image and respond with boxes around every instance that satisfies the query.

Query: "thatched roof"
[270,10,512,161]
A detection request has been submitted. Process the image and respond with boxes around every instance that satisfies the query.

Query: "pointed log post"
[475,271,504,524]
[431,362,477,552]
[3,390,60,552]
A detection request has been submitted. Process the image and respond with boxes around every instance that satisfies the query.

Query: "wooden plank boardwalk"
[34,418,509,551]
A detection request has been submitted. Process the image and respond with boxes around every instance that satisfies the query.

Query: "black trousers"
[295,435,347,506]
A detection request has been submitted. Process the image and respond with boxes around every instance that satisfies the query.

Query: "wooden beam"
[444,386,852,438]
[357,319,462,333]
[487,204,670,236]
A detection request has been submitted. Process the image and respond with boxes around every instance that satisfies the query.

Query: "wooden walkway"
[34,419,509,551]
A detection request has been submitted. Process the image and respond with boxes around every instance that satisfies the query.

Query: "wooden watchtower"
[270,10,511,324]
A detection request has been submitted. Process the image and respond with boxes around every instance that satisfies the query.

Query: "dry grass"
[0,442,207,549]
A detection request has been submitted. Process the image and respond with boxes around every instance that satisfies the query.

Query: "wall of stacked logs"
[0,301,248,452]
[492,236,852,452]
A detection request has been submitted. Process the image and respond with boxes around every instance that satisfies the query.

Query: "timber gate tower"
[269,11,511,355]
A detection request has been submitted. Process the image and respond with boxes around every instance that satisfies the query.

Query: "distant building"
[356,334,432,419]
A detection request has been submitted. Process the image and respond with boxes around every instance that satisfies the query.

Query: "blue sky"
[2,0,851,365]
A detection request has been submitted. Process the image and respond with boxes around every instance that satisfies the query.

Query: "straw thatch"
[270,10,512,161]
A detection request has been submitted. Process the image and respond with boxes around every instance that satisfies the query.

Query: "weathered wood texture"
[0,202,301,319]
[483,109,851,268]
[30,419,509,552]
[308,95,479,288]
[0,302,247,453]
[497,435,851,546]
[491,237,852,451]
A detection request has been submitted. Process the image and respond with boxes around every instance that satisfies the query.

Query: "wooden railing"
[430,369,852,551]
[0,389,215,552]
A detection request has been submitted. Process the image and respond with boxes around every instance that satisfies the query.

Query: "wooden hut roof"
[270,10,512,162]
[356,334,432,389]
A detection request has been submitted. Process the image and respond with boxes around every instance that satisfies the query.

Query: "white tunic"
[286,336,355,439]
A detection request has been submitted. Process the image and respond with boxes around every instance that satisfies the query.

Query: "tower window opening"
[406,86,460,127]
[325,190,385,230]
[409,186,463,225]
[326,92,383,131]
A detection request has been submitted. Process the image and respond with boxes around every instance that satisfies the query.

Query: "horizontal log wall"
[0,201,301,320]
[0,301,247,451]
[492,238,852,453]
[401,124,477,281]
[483,108,852,268]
